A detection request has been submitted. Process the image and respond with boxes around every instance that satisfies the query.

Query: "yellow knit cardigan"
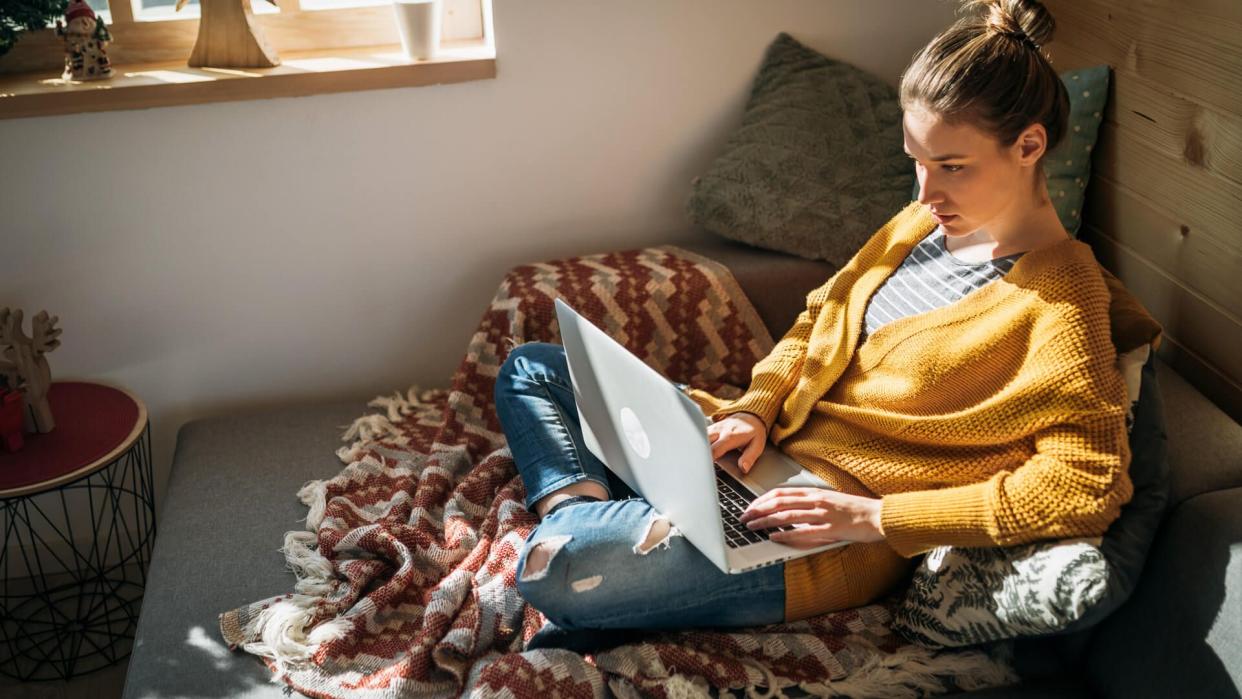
[689,201,1157,621]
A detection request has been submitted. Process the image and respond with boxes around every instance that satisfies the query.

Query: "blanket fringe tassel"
[298,480,328,531]
[241,388,444,682]
[284,530,335,595]
[795,641,1018,697]
[335,385,447,463]
[238,531,352,681]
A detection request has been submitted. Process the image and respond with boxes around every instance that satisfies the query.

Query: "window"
[4,0,489,75]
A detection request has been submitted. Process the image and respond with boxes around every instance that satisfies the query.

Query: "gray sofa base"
[123,400,371,698]
[124,239,1242,698]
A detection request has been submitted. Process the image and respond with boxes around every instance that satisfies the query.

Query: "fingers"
[740,488,817,522]
[709,432,744,460]
[710,432,747,461]
[707,417,766,464]
[738,437,764,474]
[740,506,825,531]
[766,525,840,549]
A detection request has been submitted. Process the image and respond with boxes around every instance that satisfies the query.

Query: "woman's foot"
[543,494,602,518]
[533,480,609,518]
[525,620,648,654]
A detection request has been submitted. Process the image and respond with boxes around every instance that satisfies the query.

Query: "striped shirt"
[861,225,1025,341]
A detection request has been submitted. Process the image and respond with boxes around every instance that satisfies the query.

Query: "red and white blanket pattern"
[219,245,1017,698]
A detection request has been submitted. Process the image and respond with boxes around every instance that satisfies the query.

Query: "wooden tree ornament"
[176,0,281,68]
[0,308,62,433]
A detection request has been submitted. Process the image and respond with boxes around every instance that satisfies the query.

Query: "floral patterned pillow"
[892,345,1168,649]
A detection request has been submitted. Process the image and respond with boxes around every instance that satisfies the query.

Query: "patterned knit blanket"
[219,245,1018,698]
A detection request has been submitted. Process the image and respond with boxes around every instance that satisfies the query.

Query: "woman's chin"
[940,219,970,235]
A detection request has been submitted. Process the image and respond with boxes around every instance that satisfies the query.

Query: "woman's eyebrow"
[903,147,968,161]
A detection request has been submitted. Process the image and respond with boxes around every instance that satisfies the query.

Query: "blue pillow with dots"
[911,65,1110,237]
[1047,65,1110,235]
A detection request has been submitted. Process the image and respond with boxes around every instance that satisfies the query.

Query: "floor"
[0,660,128,699]
[1,568,137,699]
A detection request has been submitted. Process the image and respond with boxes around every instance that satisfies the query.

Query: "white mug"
[392,0,442,60]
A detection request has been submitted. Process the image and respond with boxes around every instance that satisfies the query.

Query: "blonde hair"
[899,0,1070,180]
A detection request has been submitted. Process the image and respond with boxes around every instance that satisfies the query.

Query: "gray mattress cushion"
[1157,364,1242,506]
[122,399,370,699]
[678,235,837,339]
[1086,486,1242,698]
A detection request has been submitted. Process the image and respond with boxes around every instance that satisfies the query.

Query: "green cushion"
[686,32,915,267]
[909,65,1110,236]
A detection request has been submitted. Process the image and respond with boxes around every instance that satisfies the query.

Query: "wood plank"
[1104,0,1241,25]
[1092,120,1242,263]
[1081,222,1242,385]
[108,0,135,24]
[0,42,495,119]
[1084,171,1242,317]
[1047,40,1242,192]
[1044,0,1242,116]
[1058,0,1242,25]
[0,2,484,73]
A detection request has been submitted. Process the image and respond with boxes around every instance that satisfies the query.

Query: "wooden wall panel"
[1050,0,1242,115]
[1083,173,1242,328]
[1082,223,1242,419]
[1048,41,1242,198]
[1044,0,1242,423]
[1082,224,1242,384]
[1093,124,1242,264]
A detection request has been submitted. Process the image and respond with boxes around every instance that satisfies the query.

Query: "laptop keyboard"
[715,466,796,548]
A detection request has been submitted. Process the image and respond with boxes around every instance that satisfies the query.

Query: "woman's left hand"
[739,488,886,547]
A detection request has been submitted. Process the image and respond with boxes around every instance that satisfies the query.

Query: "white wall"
[0,1,958,532]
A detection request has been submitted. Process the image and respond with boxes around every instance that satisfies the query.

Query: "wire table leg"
[0,424,157,681]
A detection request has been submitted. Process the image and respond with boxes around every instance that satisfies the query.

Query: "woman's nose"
[915,169,940,206]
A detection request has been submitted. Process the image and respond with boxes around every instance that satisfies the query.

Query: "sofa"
[122,236,1242,698]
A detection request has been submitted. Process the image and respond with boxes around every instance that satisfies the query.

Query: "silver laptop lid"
[554,298,730,572]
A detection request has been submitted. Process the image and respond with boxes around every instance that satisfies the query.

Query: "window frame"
[0,0,490,75]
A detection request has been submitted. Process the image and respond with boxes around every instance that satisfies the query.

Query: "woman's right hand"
[706,412,768,474]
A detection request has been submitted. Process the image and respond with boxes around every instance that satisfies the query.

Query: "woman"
[494,0,1134,650]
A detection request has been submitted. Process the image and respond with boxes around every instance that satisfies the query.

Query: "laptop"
[553,298,851,575]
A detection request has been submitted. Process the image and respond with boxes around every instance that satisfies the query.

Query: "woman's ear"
[1015,123,1047,166]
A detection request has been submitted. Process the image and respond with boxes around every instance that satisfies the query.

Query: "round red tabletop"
[0,382,147,498]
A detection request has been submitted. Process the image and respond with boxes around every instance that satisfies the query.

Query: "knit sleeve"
[709,275,836,429]
[878,326,1135,558]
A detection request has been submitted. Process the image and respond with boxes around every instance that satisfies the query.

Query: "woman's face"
[902,107,1042,239]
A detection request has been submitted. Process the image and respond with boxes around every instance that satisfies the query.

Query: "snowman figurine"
[55,0,114,81]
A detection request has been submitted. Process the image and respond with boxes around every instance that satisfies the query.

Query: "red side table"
[0,382,156,681]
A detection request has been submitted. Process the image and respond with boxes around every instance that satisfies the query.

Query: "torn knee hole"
[520,534,571,583]
[570,575,602,592]
[634,516,679,555]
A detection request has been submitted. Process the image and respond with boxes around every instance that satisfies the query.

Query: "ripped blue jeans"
[493,341,786,630]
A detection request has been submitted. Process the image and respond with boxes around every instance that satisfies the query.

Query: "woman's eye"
[943,164,964,173]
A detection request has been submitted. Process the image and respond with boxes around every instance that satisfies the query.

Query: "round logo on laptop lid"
[619,407,651,459]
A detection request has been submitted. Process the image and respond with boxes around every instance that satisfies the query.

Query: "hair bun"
[966,0,1055,52]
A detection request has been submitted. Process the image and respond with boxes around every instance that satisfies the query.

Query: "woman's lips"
[932,211,957,224]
